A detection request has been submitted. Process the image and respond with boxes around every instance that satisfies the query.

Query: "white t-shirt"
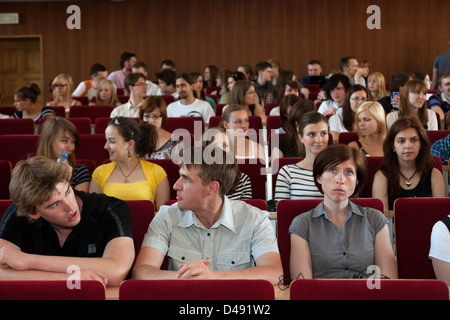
[429,215,450,263]
[317,100,343,115]
[386,109,438,130]
[166,98,215,123]
[73,80,97,101]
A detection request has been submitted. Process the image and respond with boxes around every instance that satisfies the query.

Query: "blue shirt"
[431,134,450,165]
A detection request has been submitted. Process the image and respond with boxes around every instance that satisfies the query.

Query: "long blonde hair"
[50,74,75,106]
[367,72,387,100]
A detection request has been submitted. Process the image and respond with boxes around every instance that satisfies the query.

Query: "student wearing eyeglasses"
[47,74,81,112]
[139,96,178,159]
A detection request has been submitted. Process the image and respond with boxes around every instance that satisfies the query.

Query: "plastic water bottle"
[57,152,69,164]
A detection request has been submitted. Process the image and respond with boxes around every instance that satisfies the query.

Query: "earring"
[128,150,132,160]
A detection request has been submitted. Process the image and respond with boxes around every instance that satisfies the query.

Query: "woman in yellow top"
[89,117,170,211]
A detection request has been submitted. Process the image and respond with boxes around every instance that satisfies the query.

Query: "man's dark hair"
[255,61,272,76]
[389,72,412,92]
[156,69,177,86]
[119,51,136,68]
[339,56,356,71]
[176,73,194,85]
[90,63,107,76]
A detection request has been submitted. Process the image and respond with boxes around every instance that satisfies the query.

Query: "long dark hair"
[380,116,434,195]
[342,85,368,132]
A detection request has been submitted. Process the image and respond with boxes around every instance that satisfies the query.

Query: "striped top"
[72,164,91,188]
[275,164,323,201]
[227,172,252,200]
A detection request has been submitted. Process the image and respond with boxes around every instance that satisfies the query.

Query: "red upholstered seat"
[290,279,449,300]
[0,118,34,134]
[124,200,154,256]
[394,197,450,279]
[119,279,275,300]
[0,280,105,300]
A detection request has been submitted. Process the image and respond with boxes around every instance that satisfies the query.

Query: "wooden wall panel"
[0,0,449,103]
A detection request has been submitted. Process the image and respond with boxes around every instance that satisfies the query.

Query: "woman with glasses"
[329,85,368,142]
[139,96,178,159]
[386,79,438,130]
[47,74,81,112]
[1,82,55,124]
[89,117,170,211]
[221,104,265,162]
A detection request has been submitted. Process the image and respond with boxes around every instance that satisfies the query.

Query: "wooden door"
[0,37,43,106]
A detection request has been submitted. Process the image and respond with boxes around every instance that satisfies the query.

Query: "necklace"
[399,169,417,187]
[117,161,140,183]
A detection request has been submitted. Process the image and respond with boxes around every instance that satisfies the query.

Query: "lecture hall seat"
[0,280,105,300]
[0,134,39,167]
[394,197,450,279]
[290,279,449,300]
[68,105,114,123]
[0,118,34,134]
[119,279,275,300]
[0,161,11,199]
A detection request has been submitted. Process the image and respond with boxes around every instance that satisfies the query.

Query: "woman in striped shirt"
[275,112,329,200]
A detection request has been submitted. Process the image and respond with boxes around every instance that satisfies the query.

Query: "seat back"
[68,105,114,123]
[76,134,109,166]
[0,161,11,199]
[0,280,105,300]
[290,279,449,300]
[119,279,274,300]
[426,130,450,144]
[277,198,383,282]
[266,116,281,132]
[124,200,154,256]
[148,159,180,200]
[361,156,384,197]
[0,118,34,134]
[394,197,450,279]
[0,134,39,167]
[76,159,97,175]
[338,131,359,145]
[165,117,204,136]
[237,159,266,200]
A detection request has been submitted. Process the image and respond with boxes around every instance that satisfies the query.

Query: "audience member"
[289,144,398,279]
[428,71,450,119]
[155,69,178,98]
[221,104,265,162]
[386,79,438,130]
[0,156,134,286]
[317,74,350,116]
[90,79,121,107]
[273,70,309,104]
[429,215,450,286]
[107,51,137,89]
[431,40,450,90]
[359,60,371,84]
[37,117,91,192]
[275,112,329,201]
[72,63,108,101]
[110,73,147,118]
[271,100,316,158]
[270,81,302,117]
[190,72,216,110]
[431,133,450,165]
[132,146,282,284]
[273,94,302,133]
[340,56,365,87]
[211,69,232,101]
[367,72,387,101]
[413,71,432,91]
[132,61,159,96]
[372,116,445,213]
[160,59,176,71]
[140,96,178,159]
[237,64,254,81]
[204,65,219,88]
[348,101,387,156]
[203,126,252,199]
[254,61,275,104]
[219,71,247,105]
[166,73,215,124]
[300,59,325,85]
[227,80,266,124]
[47,74,81,112]
[1,83,55,124]
[378,72,412,113]
[267,58,281,86]
[89,117,170,211]
[329,84,368,142]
